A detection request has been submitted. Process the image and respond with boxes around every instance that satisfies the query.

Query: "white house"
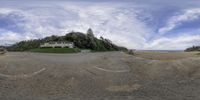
[40,42,74,48]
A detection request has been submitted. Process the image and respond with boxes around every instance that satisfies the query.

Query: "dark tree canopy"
[185,46,200,52]
[87,28,94,37]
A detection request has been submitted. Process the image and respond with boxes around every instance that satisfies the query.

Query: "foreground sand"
[0,52,200,100]
[135,51,200,60]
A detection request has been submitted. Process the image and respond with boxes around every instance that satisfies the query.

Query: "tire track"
[93,66,130,73]
[0,68,46,79]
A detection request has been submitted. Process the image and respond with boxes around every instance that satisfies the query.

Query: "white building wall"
[40,42,74,48]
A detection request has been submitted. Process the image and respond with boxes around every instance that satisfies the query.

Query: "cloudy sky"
[0,0,200,50]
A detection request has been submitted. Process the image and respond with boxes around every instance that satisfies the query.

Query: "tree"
[7,29,128,52]
[87,28,94,37]
[185,45,200,52]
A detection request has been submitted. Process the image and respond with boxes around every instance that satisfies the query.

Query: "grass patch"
[30,48,80,53]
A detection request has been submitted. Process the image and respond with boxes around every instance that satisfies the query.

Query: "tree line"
[7,28,128,51]
[185,46,200,52]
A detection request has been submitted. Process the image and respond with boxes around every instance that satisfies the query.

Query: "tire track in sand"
[0,68,46,79]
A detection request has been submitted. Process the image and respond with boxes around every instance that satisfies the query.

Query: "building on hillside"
[81,49,91,53]
[40,41,74,48]
[0,47,6,54]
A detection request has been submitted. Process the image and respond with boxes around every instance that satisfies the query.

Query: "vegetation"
[30,48,80,53]
[185,46,200,52]
[127,49,136,55]
[7,29,127,52]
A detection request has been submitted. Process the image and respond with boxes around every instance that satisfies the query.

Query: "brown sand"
[134,51,200,60]
[0,52,200,100]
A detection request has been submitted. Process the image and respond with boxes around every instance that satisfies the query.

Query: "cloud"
[0,29,31,44]
[61,5,152,49]
[143,34,200,50]
[0,1,200,50]
[0,3,152,49]
[158,8,200,34]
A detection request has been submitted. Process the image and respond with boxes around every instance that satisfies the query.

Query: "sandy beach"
[135,51,200,60]
[0,51,200,100]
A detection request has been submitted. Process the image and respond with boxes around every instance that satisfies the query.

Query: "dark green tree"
[87,28,94,37]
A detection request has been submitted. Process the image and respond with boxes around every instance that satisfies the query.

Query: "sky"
[0,0,200,50]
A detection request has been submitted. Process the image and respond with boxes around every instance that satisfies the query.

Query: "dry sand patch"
[134,51,200,60]
[106,84,141,92]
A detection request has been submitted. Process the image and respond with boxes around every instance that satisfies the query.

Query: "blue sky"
[0,0,200,50]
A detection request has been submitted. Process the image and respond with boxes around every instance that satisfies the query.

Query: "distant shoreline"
[137,50,184,52]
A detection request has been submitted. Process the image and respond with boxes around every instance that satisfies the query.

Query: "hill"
[7,29,127,52]
[185,46,200,52]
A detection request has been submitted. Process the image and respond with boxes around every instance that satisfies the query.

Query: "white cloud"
[0,4,152,49]
[158,8,200,34]
[0,8,16,14]
[1,3,200,50]
[143,34,200,50]
[0,29,36,44]
[60,4,152,49]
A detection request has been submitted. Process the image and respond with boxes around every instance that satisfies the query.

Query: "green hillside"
[30,48,80,53]
[185,46,200,52]
[7,29,127,52]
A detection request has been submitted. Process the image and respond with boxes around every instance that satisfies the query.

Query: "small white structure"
[81,50,91,53]
[40,42,74,48]
[0,47,6,54]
